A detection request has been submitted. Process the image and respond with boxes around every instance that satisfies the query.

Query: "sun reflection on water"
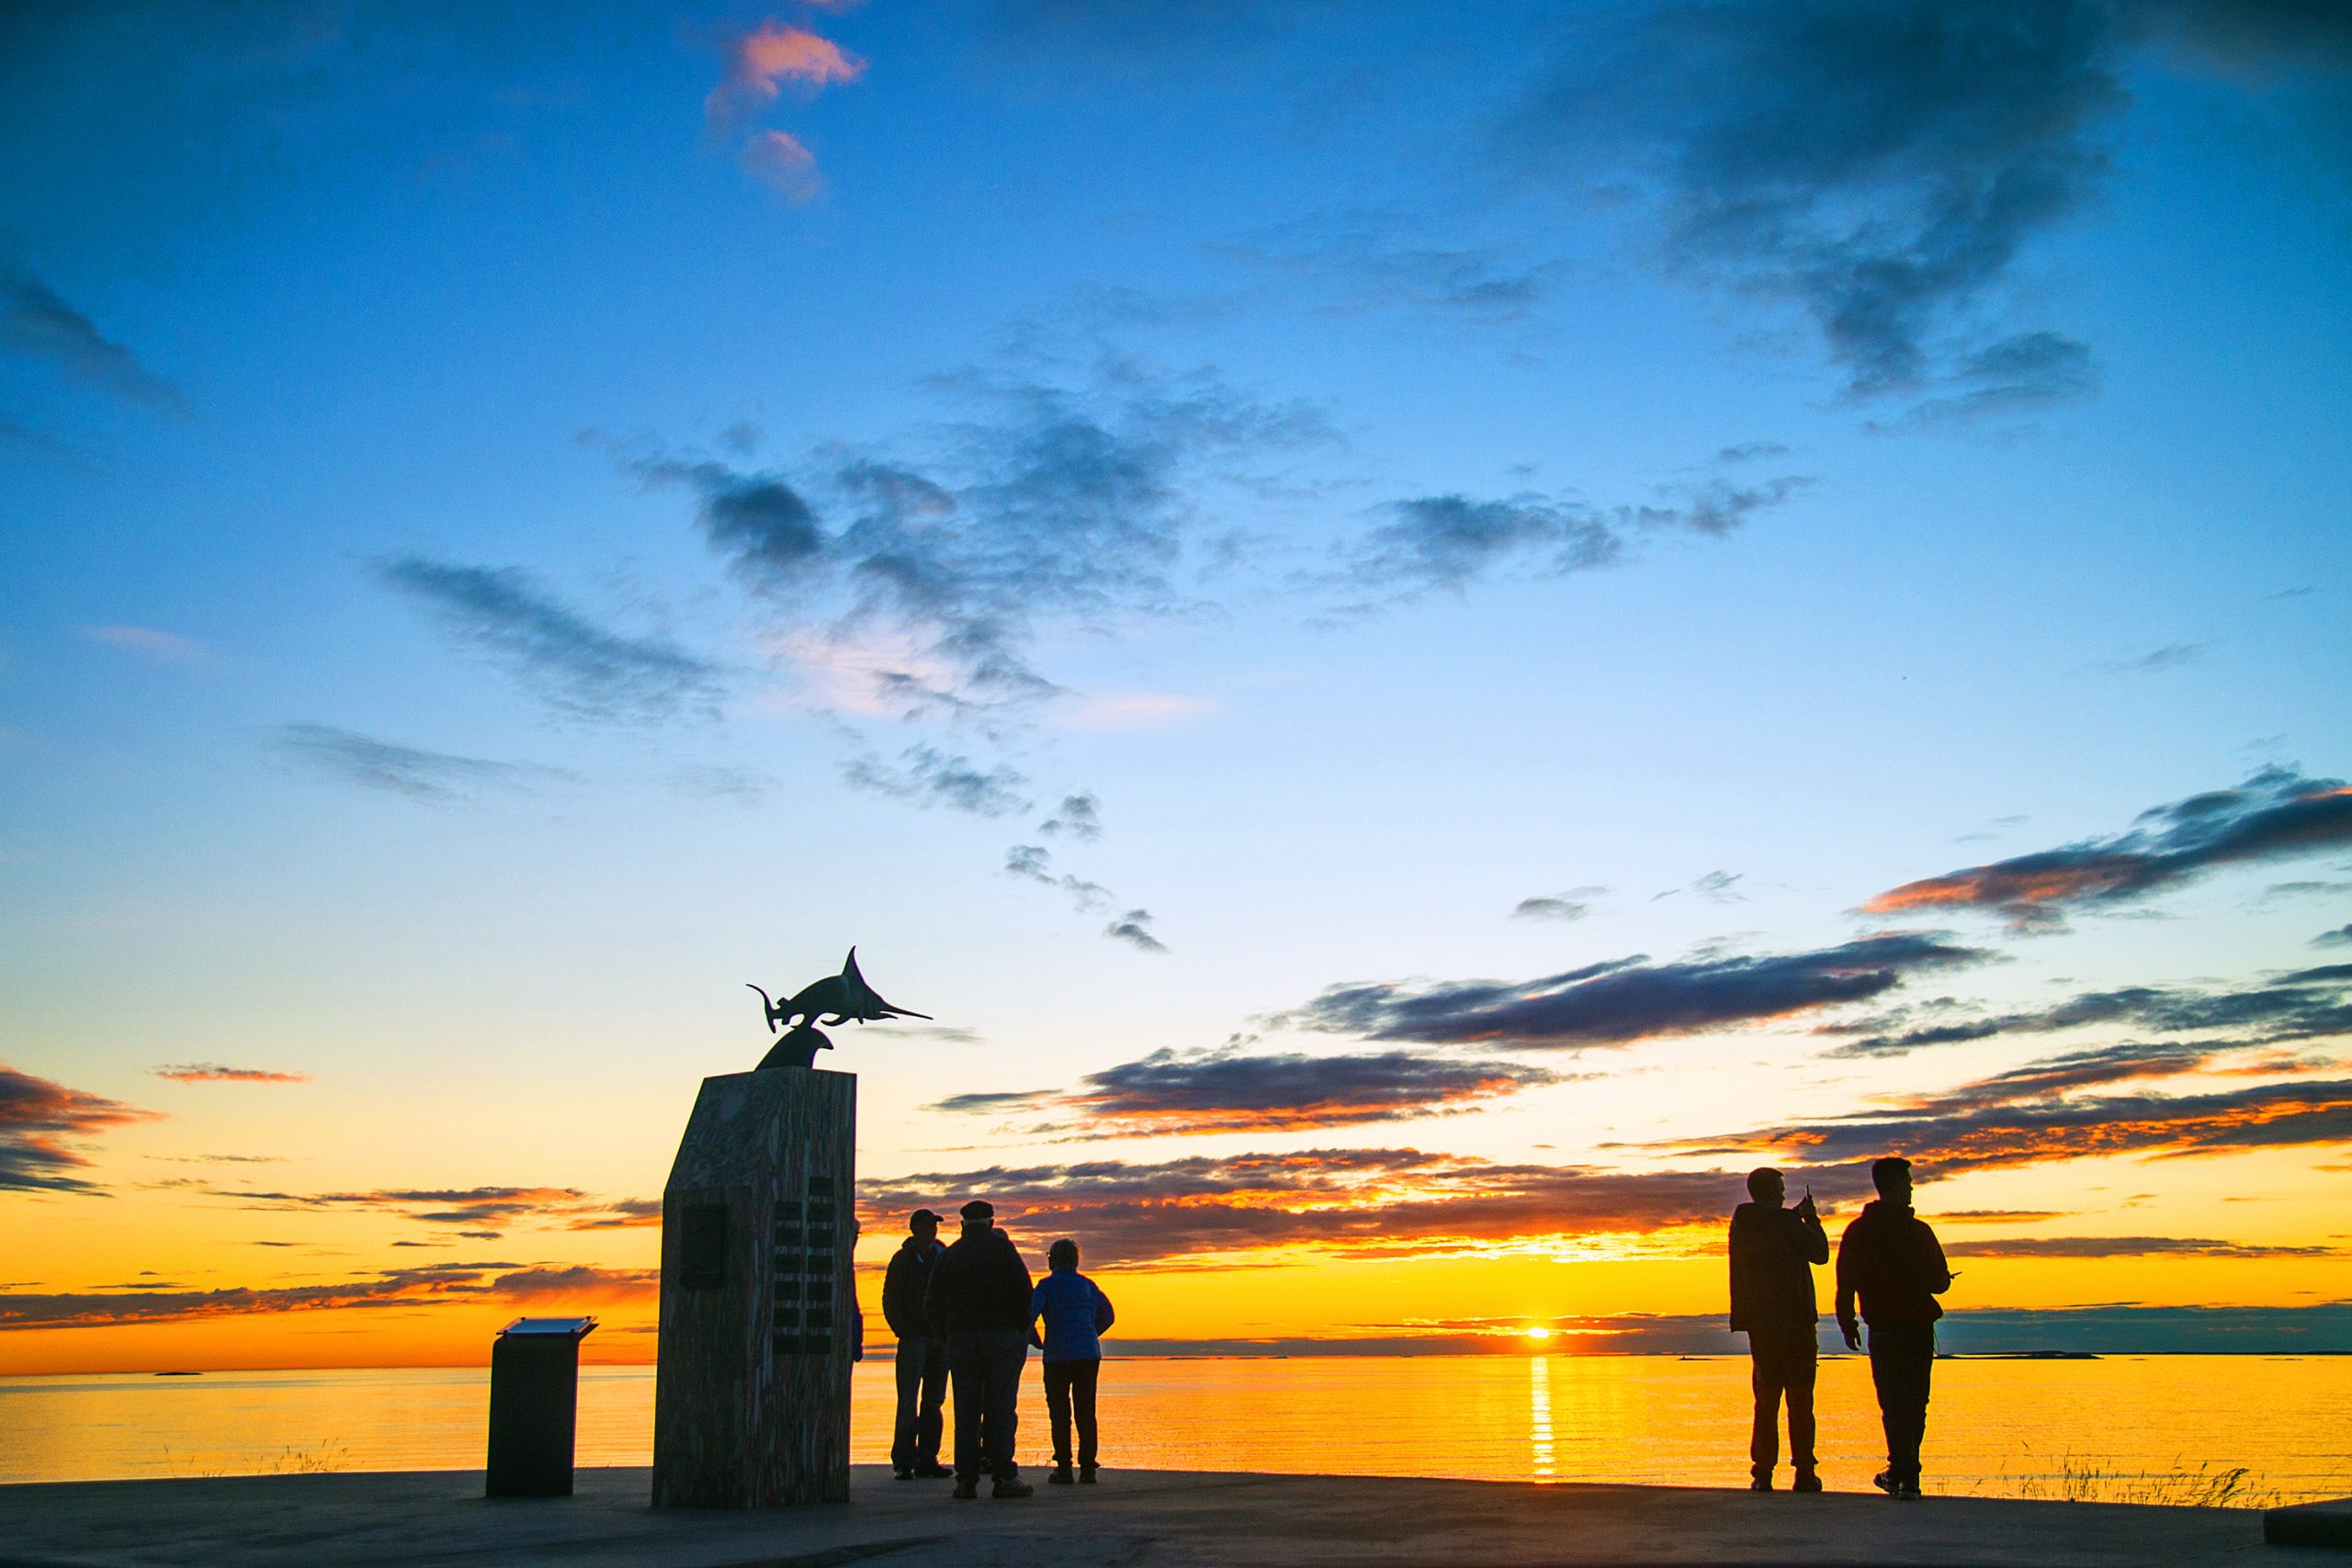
[1529,1354,1555,1479]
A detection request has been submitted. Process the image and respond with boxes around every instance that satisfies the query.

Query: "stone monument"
[651,950,928,1507]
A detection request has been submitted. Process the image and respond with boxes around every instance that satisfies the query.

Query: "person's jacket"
[1727,1200,1827,1332]
[923,1225,1033,1335]
[1031,1269,1115,1361]
[881,1235,944,1340]
[1835,1199,1952,1332]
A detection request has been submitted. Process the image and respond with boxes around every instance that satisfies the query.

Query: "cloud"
[1662,1075,2352,1175]
[1512,886,1605,922]
[2317,924,2352,948]
[0,1066,161,1194]
[858,1145,1871,1269]
[0,1262,653,1331]
[1942,1235,2337,1259]
[743,129,823,201]
[1280,931,1987,1051]
[169,1181,653,1233]
[707,21,866,126]
[1103,908,1168,953]
[1213,213,1569,323]
[1046,1045,1567,1136]
[151,1065,309,1085]
[1003,843,1112,912]
[929,1089,1057,1115]
[0,264,192,414]
[273,724,568,803]
[379,558,721,724]
[612,364,1331,709]
[1860,767,2352,930]
[2105,639,2208,674]
[846,746,1030,816]
[1517,0,2123,402]
[1897,330,2100,423]
[1039,792,1102,840]
[78,625,210,664]
[1339,466,1811,600]
[1654,870,1745,904]
[1820,963,2352,1057]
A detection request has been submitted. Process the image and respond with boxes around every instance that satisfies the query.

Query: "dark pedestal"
[651,1066,856,1508]
[485,1318,594,1497]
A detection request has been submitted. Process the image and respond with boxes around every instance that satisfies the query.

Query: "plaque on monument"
[650,951,928,1508]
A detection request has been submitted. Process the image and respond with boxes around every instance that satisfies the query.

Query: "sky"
[2,0,2349,1374]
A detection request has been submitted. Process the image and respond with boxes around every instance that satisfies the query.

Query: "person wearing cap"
[881,1209,953,1480]
[1030,1237,1115,1484]
[922,1198,1035,1499]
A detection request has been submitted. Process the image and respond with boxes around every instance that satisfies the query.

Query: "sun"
[1523,1325,1554,1342]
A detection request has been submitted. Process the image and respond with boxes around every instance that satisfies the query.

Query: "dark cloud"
[1341,468,1810,598]
[0,1262,653,1331]
[1516,1,2122,402]
[1280,931,1986,1050]
[1512,887,1602,921]
[1943,1235,2337,1259]
[1039,792,1103,841]
[858,1145,1869,1269]
[1102,908,1168,953]
[2317,924,2352,948]
[612,366,1329,709]
[1003,843,1113,912]
[929,1089,1057,1115]
[151,1064,309,1084]
[938,1045,1566,1137]
[1654,870,1746,904]
[168,1180,650,1233]
[379,558,720,724]
[1212,213,1569,323]
[273,724,566,802]
[2106,640,2208,674]
[1899,330,2100,424]
[1821,963,2352,1057]
[0,1066,159,1194]
[844,746,1030,817]
[0,263,191,413]
[1862,767,2352,930]
[1662,1075,2352,1175]
[2133,0,2352,80]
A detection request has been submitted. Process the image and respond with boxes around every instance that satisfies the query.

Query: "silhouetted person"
[923,1198,1035,1499]
[1031,1237,1116,1484]
[882,1208,953,1480]
[1729,1167,1827,1493]
[1837,1156,1952,1500]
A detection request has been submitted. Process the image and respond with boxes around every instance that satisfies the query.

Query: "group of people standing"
[865,1156,1947,1501]
[1730,1156,1954,1498]
[879,1199,1115,1498]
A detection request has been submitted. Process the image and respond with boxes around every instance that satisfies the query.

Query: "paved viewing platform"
[3,1465,2340,1568]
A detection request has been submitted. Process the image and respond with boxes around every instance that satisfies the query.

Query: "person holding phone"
[1728,1167,1829,1492]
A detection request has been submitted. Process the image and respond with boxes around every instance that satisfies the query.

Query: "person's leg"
[1747,1337,1783,1481]
[917,1338,948,1469]
[1900,1326,1936,1485]
[1072,1359,1100,1472]
[944,1335,984,1486]
[1043,1360,1075,1470]
[1785,1331,1819,1481]
[1873,1325,1931,1488]
[984,1332,1025,1483]
[892,1339,922,1472]
[1867,1327,1901,1483]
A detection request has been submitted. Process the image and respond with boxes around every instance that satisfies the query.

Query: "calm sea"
[4,1356,2347,1506]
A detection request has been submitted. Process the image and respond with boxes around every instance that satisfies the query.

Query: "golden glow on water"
[4,1356,2348,1504]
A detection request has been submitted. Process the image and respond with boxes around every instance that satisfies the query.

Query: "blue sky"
[3,1,2350,1364]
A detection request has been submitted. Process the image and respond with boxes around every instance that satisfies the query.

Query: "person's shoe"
[1748,1476,1774,1492]
[894,1467,914,1481]
[1792,1472,1823,1494]
[1079,1466,1099,1484]
[1897,1480,1923,1500]
[1873,1470,1899,1496]
[992,1477,1035,1499]
[1048,1464,1075,1485]
[952,1479,979,1500]
[913,1461,954,1479]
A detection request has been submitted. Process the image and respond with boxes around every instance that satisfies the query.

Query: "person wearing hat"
[881,1209,954,1480]
[922,1198,1035,1498]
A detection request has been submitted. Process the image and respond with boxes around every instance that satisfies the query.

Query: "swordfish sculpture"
[747,949,931,1070]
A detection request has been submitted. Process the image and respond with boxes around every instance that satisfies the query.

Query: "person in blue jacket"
[1029,1237,1115,1484]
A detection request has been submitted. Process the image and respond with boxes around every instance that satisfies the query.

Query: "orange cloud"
[743,129,823,202]
[0,1263,653,1332]
[707,22,865,125]
[1,1065,161,1193]
[151,1064,310,1084]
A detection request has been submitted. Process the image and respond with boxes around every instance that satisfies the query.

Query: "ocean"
[4,1355,2346,1506]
